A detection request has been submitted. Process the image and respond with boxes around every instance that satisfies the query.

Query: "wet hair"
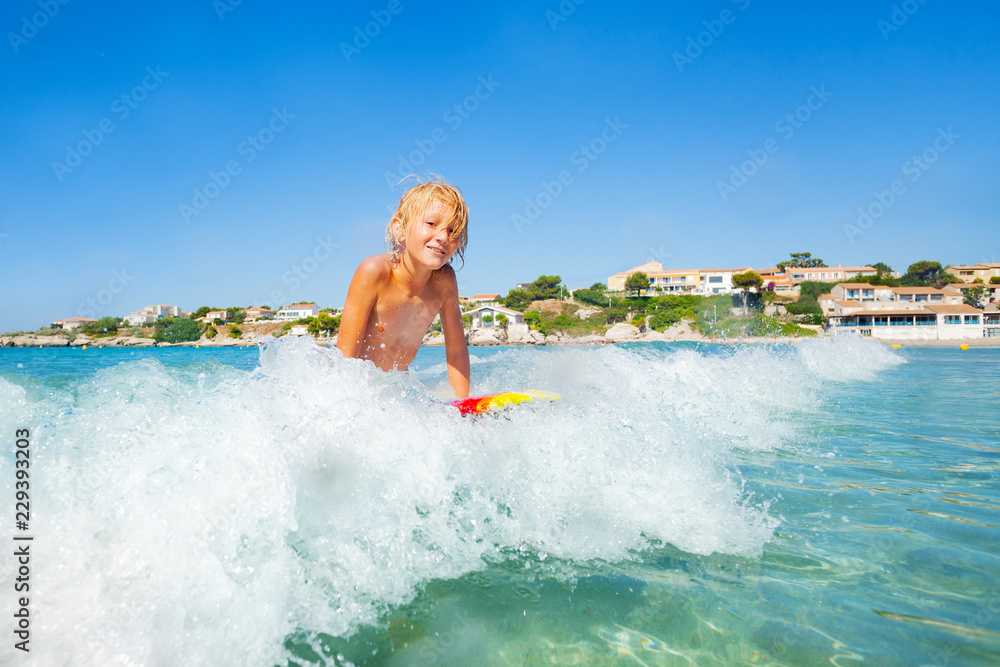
[386,178,469,270]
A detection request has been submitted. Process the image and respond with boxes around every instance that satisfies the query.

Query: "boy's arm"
[439,268,470,398]
[336,257,385,359]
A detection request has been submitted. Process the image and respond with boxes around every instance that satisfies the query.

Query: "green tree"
[496,314,509,330]
[624,272,649,297]
[502,275,564,311]
[227,307,247,324]
[732,270,763,315]
[307,312,339,336]
[530,275,563,299]
[227,324,242,339]
[205,325,218,339]
[904,260,945,284]
[502,288,533,311]
[991,277,1000,285]
[589,282,607,291]
[868,262,892,277]
[777,252,827,271]
[191,306,213,320]
[964,286,986,308]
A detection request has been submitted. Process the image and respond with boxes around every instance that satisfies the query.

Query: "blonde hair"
[386,178,469,270]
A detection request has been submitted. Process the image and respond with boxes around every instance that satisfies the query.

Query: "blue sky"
[2,0,997,331]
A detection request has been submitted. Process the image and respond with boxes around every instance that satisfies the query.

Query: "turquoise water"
[1,338,998,666]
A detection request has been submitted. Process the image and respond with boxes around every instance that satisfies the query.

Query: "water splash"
[0,335,903,665]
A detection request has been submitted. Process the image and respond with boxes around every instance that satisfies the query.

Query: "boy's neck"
[393,254,436,294]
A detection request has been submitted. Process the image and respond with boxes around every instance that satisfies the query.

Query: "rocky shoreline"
[0,320,819,349]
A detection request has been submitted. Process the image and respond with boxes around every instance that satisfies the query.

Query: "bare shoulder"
[434,264,460,300]
[353,254,393,283]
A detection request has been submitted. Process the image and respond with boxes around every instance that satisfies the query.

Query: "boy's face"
[396,199,459,270]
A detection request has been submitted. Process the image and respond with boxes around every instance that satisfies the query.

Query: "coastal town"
[3,256,999,348]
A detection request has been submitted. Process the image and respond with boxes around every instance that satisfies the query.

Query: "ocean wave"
[0,335,901,665]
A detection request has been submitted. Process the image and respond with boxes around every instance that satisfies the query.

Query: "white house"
[52,317,97,329]
[124,304,188,326]
[202,310,228,323]
[288,324,310,336]
[462,304,524,329]
[276,303,319,321]
[696,268,752,295]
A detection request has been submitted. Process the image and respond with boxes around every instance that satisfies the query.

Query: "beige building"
[782,264,876,283]
[946,263,1000,283]
[243,307,274,322]
[824,283,990,340]
[608,261,742,294]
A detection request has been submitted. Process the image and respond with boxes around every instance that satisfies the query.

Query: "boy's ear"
[390,216,404,245]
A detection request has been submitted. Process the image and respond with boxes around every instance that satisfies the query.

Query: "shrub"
[227,324,242,338]
[786,300,822,316]
[573,288,608,307]
[159,318,202,343]
[81,317,120,337]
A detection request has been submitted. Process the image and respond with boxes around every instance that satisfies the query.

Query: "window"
[709,276,723,283]
[944,315,961,325]
[965,315,979,324]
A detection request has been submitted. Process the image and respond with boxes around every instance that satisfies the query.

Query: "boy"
[336,180,471,398]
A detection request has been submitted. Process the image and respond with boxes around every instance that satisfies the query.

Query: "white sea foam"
[0,336,902,665]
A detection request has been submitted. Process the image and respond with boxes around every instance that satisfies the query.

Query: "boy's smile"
[400,200,458,270]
